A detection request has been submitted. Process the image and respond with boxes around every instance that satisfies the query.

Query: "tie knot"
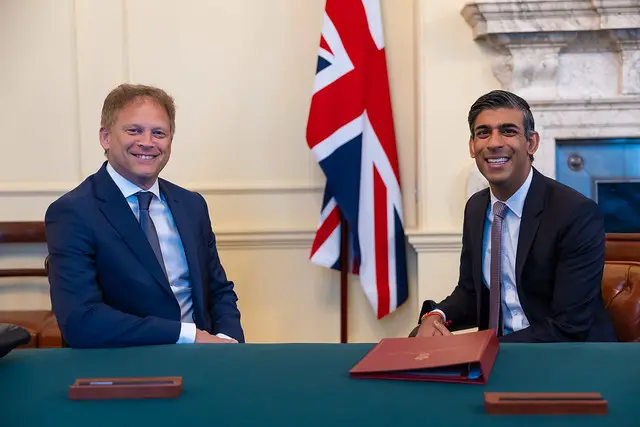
[136,191,154,211]
[493,201,508,219]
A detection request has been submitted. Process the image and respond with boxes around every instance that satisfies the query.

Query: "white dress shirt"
[106,163,231,343]
[433,168,533,335]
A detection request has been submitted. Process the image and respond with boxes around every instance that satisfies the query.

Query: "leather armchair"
[601,234,640,342]
[0,324,30,358]
[0,222,63,348]
[0,311,50,348]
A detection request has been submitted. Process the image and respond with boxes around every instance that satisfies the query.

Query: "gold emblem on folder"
[414,352,430,361]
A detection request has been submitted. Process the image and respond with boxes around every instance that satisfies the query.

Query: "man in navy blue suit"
[45,84,244,348]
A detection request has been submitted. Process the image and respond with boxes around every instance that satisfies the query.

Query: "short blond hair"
[101,83,176,135]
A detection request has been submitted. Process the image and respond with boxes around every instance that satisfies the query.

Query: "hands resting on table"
[416,314,452,338]
[195,329,238,344]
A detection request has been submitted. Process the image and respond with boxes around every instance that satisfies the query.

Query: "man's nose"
[487,130,504,148]
[138,131,154,146]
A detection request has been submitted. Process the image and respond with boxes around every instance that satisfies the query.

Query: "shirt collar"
[106,162,161,200]
[489,167,533,219]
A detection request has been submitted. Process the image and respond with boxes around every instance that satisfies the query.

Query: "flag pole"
[340,215,349,344]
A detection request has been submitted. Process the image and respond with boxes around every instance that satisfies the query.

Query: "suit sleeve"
[500,200,605,343]
[427,200,478,329]
[198,195,245,343]
[46,199,181,348]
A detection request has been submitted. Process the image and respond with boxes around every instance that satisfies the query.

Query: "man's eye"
[153,131,166,138]
[476,131,489,138]
[126,128,141,135]
[502,129,517,136]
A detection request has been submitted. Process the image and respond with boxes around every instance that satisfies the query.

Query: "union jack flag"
[306,0,408,319]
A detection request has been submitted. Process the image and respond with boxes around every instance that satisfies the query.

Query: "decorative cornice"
[216,230,462,253]
[0,224,464,253]
[528,98,640,111]
[0,182,324,197]
[406,230,462,253]
[461,0,640,41]
[188,183,324,195]
[215,229,315,250]
[216,229,465,252]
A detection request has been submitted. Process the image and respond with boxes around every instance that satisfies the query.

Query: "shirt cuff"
[176,322,197,344]
[422,309,446,322]
[216,333,234,341]
[432,309,446,321]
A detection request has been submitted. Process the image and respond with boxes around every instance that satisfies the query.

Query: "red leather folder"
[349,329,499,384]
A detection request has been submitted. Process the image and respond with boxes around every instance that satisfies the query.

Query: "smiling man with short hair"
[415,90,617,343]
[45,84,244,348]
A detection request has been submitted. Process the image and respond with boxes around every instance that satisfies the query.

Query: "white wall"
[0,0,497,342]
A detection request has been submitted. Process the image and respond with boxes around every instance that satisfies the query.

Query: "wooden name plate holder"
[69,377,183,400]
[485,392,608,415]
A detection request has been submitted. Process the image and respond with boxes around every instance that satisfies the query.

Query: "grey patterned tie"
[490,201,508,335]
[136,191,167,277]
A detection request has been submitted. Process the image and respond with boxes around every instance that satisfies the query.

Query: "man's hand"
[416,314,453,337]
[195,329,238,343]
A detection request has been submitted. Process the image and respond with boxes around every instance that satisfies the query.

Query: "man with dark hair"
[415,90,617,343]
[45,84,244,348]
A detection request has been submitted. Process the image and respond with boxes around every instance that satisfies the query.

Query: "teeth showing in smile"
[135,154,155,160]
[487,157,509,164]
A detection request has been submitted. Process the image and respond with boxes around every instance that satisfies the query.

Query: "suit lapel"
[516,168,546,287]
[93,163,173,297]
[159,180,205,323]
[472,191,489,293]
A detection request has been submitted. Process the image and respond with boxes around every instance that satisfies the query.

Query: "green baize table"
[1,342,638,427]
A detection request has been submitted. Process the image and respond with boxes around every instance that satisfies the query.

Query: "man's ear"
[99,127,110,152]
[469,136,476,158]
[527,131,540,157]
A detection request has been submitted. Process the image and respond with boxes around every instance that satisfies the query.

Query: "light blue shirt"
[432,168,533,334]
[482,167,534,334]
[106,163,233,343]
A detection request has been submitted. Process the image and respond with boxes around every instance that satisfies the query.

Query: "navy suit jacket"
[45,162,244,348]
[419,168,618,343]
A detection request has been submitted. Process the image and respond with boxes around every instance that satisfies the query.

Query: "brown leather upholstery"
[0,310,51,348]
[602,233,640,342]
[605,233,640,263]
[38,313,63,348]
[0,221,63,348]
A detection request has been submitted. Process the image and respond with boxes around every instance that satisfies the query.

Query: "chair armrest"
[38,313,63,348]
